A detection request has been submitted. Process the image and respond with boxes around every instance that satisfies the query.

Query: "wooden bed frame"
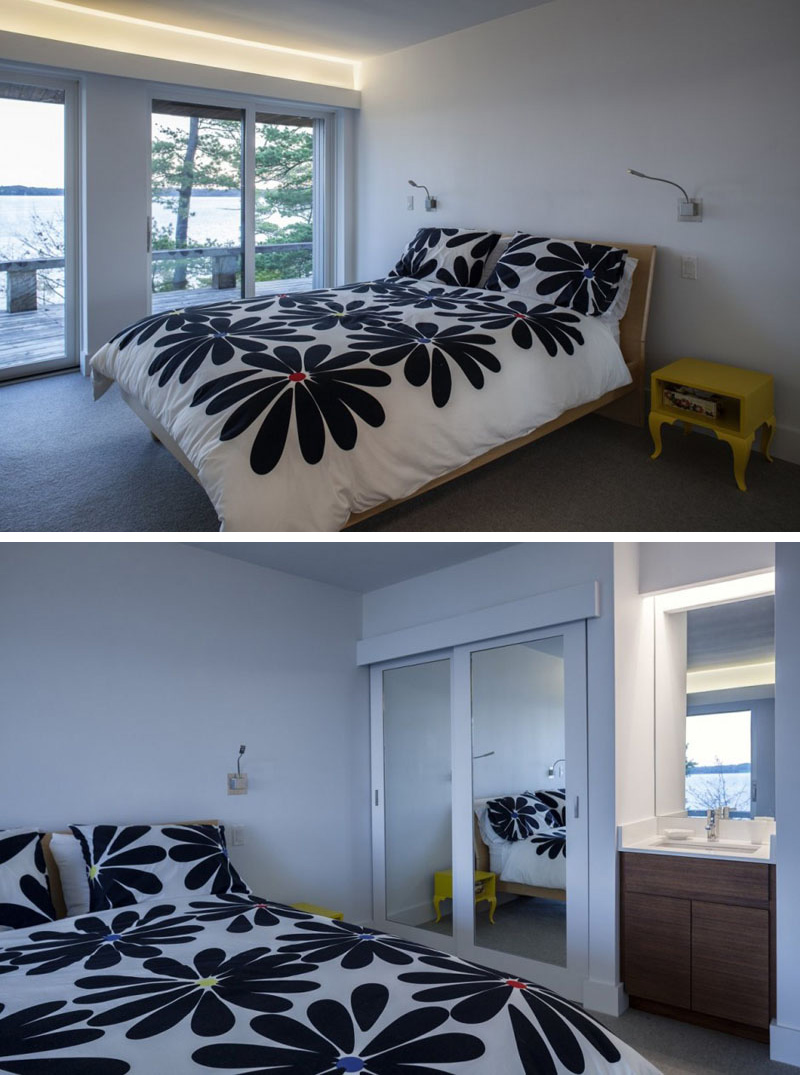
[41,819,217,919]
[120,240,656,531]
[473,810,566,903]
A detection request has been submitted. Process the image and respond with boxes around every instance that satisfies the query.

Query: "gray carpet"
[3,371,800,532]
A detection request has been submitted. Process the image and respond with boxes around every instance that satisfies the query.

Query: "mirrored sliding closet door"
[371,622,589,998]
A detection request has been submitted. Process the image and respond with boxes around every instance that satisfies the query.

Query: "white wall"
[771,541,800,1067]
[355,0,800,462]
[639,541,775,594]
[363,542,620,1013]
[0,543,371,921]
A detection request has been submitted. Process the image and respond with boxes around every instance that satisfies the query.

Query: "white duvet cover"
[91,277,631,531]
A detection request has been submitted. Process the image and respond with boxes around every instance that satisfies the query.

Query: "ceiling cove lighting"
[686,660,776,695]
[628,168,703,222]
[21,0,358,65]
[653,571,775,614]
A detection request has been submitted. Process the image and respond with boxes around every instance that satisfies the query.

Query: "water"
[685,770,751,814]
[0,194,302,258]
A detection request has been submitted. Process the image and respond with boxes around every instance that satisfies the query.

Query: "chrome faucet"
[705,808,718,841]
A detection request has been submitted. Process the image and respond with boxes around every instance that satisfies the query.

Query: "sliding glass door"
[150,98,321,312]
[0,73,78,381]
[371,622,589,999]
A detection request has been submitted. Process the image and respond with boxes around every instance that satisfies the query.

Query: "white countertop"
[618,816,775,864]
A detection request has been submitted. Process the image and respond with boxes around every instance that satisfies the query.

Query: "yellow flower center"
[195,977,218,988]
[88,865,98,879]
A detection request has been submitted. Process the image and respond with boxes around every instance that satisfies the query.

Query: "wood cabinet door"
[691,900,770,1028]
[622,892,691,1008]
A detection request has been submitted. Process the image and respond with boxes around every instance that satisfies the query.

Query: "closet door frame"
[369,650,457,953]
[451,620,589,1002]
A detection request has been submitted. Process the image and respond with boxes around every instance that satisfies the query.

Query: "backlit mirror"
[656,593,775,820]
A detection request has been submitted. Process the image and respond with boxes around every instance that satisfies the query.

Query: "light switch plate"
[680,255,698,280]
[232,825,245,845]
[407,194,414,210]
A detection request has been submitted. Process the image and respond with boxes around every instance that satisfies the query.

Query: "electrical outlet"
[680,255,698,280]
[407,194,414,210]
[232,826,245,846]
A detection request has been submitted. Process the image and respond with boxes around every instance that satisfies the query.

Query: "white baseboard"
[582,980,628,1016]
[771,1022,800,1067]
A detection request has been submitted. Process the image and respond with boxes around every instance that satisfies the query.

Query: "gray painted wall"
[0,543,371,921]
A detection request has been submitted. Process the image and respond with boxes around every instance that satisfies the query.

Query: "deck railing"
[0,242,313,313]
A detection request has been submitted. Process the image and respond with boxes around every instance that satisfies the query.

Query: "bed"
[474,790,567,903]
[0,823,660,1073]
[90,232,655,531]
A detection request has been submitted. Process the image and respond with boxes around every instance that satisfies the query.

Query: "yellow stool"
[433,869,496,924]
[291,902,344,920]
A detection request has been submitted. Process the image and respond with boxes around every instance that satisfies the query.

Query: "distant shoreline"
[0,186,64,196]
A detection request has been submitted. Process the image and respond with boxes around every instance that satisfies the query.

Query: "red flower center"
[506,979,527,989]
[288,372,306,382]
[513,312,527,319]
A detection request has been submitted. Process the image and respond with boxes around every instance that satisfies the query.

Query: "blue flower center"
[337,1058,364,1072]
[583,268,595,279]
[104,934,121,942]
[511,811,519,819]
[357,932,374,941]
[213,332,228,338]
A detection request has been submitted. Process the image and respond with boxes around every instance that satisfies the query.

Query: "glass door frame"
[370,621,589,1000]
[146,83,336,311]
[452,621,589,1002]
[0,67,80,383]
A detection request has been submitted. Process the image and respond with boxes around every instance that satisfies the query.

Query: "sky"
[0,99,64,187]
[687,710,750,767]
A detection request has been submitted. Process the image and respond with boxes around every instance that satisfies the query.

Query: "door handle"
[574,795,580,819]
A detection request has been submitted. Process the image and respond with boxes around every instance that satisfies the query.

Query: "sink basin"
[656,839,761,854]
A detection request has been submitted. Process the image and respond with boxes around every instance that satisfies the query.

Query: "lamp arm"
[628,169,690,202]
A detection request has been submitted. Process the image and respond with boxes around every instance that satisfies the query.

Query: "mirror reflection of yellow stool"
[291,903,344,920]
[433,869,496,924]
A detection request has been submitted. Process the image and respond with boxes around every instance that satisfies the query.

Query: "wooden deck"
[0,276,311,372]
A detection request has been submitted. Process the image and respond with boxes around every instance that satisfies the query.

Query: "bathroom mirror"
[655,592,775,820]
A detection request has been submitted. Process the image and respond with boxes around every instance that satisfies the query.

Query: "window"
[0,74,78,380]
[685,709,752,817]
[150,98,321,310]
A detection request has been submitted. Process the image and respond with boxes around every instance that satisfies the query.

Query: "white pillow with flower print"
[70,822,250,913]
[388,227,502,288]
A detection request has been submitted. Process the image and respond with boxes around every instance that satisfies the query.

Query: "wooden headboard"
[42,820,219,919]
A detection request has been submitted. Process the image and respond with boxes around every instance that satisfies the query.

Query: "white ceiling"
[68,0,553,60]
[188,542,516,592]
[686,595,775,669]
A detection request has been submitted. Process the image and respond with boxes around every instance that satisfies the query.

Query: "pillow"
[485,795,543,842]
[70,823,250,912]
[48,832,91,918]
[485,233,628,316]
[0,829,57,931]
[388,227,502,288]
[597,255,638,343]
[523,788,567,830]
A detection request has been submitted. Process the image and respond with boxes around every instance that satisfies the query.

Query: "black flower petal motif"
[75,948,319,1040]
[347,279,412,298]
[239,289,340,313]
[534,241,626,316]
[448,299,585,356]
[275,920,431,969]
[0,1000,130,1073]
[485,234,548,292]
[0,832,56,931]
[191,344,391,475]
[147,314,314,387]
[524,789,567,829]
[269,299,401,332]
[486,796,540,841]
[111,304,220,350]
[70,826,166,912]
[529,828,566,859]
[4,903,203,975]
[405,286,488,312]
[192,982,485,1074]
[349,320,500,408]
[400,955,622,1074]
[389,228,499,285]
[163,826,249,896]
[188,895,312,934]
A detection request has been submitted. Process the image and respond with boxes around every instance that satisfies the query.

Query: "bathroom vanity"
[620,844,775,1041]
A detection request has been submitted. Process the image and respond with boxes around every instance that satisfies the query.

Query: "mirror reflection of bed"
[420,637,568,967]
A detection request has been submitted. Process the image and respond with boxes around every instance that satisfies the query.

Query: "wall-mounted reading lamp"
[409,179,438,211]
[472,751,496,760]
[228,744,248,795]
[548,758,565,779]
[628,168,702,221]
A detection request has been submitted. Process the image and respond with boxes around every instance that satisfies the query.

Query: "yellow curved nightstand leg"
[763,418,776,462]
[488,897,496,924]
[717,432,754,492]
[649,413,666,458]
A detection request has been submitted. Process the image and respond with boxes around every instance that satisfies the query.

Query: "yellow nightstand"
[649,357,775,491]
[433,869,496,924]
[291,903,344,920]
